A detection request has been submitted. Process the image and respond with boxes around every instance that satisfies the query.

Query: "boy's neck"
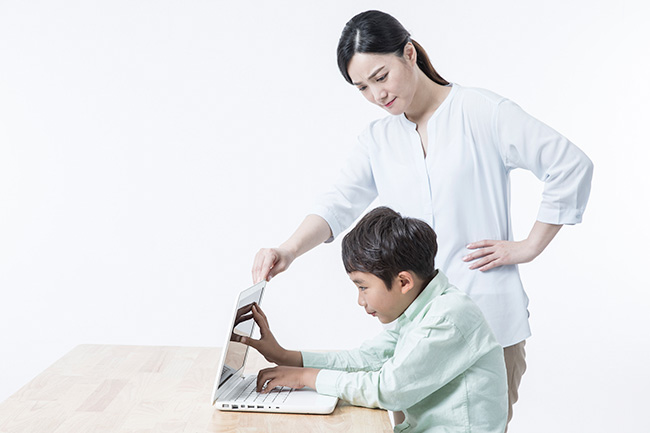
[415,269,438,296]
[393,269,438,317]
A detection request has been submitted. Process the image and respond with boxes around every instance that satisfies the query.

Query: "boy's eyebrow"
[352,66,385,86]
[351,278,365,285]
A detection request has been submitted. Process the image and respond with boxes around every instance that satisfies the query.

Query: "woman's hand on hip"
[463,239,540,271]
[252,247,296,284]
[464,222,562,271]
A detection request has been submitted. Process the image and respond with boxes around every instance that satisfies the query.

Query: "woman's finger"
[466,239,496,249]
[468,254,497,270]
[478,259,503,272]
[252,249,276,283]
[252,250,267,283]
[463,247,494,262]
[260,250,279,282]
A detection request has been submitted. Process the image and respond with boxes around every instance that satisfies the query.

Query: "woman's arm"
[252,128,379,284]
[463,221,562,272]
[464,98,592,272]
[252,214,332,283]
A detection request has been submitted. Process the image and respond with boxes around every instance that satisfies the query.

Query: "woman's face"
[347,46,418,115]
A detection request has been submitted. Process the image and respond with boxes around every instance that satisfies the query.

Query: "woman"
[251,10,593,429]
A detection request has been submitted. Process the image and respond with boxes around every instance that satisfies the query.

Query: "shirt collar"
[398,82,457,129]
[398,270,449,324]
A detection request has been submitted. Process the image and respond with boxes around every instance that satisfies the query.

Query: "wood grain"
[0,345,392,433]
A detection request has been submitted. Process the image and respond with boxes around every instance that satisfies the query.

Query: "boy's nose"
[357,293,366,307]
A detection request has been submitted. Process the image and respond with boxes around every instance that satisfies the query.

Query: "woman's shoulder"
[451,83,509,109]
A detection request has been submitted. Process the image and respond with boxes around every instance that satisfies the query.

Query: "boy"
[241,207,507,433]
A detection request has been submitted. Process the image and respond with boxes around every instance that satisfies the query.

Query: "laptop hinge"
[215,370,245,400]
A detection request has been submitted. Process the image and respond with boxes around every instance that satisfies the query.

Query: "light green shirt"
[302,271,507,433]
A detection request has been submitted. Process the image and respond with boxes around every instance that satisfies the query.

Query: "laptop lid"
[211,280,265,405]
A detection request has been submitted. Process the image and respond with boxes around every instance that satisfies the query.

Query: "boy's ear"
[396,271,416,295]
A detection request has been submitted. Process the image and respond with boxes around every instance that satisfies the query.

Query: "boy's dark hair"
[342,206,438,289]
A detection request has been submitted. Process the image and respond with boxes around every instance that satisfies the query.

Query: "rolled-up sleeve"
[311,129,378,242]
[495,99,594,225]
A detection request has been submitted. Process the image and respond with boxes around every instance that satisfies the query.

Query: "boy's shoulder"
[416,277,493,341]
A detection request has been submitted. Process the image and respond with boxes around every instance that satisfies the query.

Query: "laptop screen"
[219,283,264,387]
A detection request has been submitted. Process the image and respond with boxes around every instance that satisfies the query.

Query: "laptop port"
[222,404,229,408]
[232,405,238,409]
[257,405,264,409]
[247,405,255,409]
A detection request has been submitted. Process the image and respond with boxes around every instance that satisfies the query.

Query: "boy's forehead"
[348,271,373,283]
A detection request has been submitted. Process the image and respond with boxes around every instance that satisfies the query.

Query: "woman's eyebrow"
[353,66,385,86]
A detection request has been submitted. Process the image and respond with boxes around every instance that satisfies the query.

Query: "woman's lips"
[384,98,396,108]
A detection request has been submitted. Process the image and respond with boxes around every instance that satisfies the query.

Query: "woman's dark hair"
[337,10,448,86]
[342,206,438,290]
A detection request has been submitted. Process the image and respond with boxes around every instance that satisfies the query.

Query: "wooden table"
[0,345,392,432]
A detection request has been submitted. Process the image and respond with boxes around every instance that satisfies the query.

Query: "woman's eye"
[358,86,367,92]
[377,73,388,82]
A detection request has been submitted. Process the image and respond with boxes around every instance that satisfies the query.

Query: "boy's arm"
[313,317,502,411]
[301,328,400,372]
[252,327,400,394]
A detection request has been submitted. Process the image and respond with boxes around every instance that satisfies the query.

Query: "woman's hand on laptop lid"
[240,304,303,368]
[252,247,296,284]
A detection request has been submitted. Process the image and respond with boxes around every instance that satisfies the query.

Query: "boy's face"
[348,271,415,324]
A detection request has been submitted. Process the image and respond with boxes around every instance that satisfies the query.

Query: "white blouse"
[312,83,593,347]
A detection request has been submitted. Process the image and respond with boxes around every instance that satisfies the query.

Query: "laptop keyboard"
[232,376,294,404]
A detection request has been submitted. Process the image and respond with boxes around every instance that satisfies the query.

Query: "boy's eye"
[359,287,367,292]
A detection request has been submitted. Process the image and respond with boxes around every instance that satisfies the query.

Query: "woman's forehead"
[348,52,400,83]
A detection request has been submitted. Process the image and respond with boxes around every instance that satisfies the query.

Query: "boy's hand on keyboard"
[256,366,320,393]
[240,305,302,367]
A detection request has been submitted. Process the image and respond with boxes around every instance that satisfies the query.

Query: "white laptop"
[211,281,338,414]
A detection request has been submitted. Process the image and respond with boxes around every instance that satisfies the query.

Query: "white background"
[1,1,648,431]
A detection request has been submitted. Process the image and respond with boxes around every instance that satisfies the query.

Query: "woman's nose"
[372,87,387,103]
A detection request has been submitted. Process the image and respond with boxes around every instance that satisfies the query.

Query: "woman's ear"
[396,271,416,294]
[403,42,417,67]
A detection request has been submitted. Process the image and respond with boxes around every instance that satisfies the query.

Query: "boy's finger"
[252,305,269,329]
[253,304,269,322]
[235,313,253,325]
[262,379,279,394]
[239,336,259,349]
[257,367,274,392]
